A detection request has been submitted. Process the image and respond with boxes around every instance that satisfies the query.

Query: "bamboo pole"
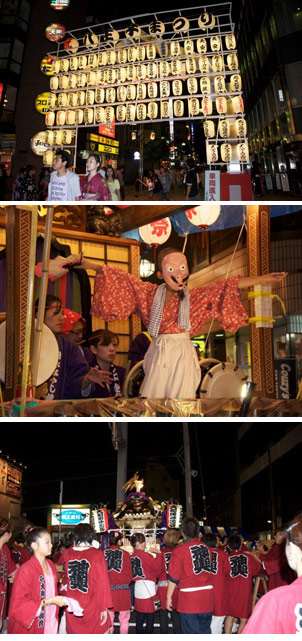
[31,206,54,389]
[19,208,38,417]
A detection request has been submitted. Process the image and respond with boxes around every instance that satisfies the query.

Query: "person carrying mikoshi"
[74,249,287,399]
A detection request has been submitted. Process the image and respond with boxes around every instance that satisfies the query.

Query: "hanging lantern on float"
[147,62,157,78]
[92,508,109,533]
[127,47,137,63]
[78,55,87,70]
[148,82,158,99]
[219,119,231,138]
[160,81,170,98]
[184,39,194,55]
[210,36,221,52]
[95,106,105,123]
[43,149,55,166]
[221,143,232,162]
[86,90,95,105]
[126,104,136,121]
[185,205,221,247]
[45,23,66,41]
[189,98,200,116]
[118,49,127,64]
[59,75,69,89]
[167,504,183,528]
[104,106,115,123]
[116,67,126,83]
[57,92,68,108]
[45,111,55,126]
[60,58,69,72]
[187,78,198,94]
[74,109,84,124]
[230,74,242,92]
[139,217,172,262]
[30,132,48,156]
[77,73,87,88]
[127,65,137,81]
[146,44,156,59]
[137,64,147,80]
[148,101,158,119]
[127,85,136,101]
[186,57,196,74]
[87,71,96,85]
[131,131,137,141]
[87,53,98,69]
[96,88,105,103]
[99,52,108,66]
[56,110,66,125]
[47,93,57,108]
[203,120,215,138]
[68,74,77,89]
[173,16,190,33]
[137,45,146,61]
[50,76,59,91]
[62,129,73,145]
[40,54,56,76]
[116,105,126,122]
[106,87,116,103]
[45,130,54,145]
[171,59,181,75]
[137,103,147,120]
[150,131,156,141]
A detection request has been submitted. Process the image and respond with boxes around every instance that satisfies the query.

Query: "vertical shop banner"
[274,358,297,399]
[204,170,220,201]
[0,459,8,494]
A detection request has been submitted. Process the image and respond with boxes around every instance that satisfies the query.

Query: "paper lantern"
[202,96,212,115]
[106,87,116,103]
[117,86,127,101]
[137,103,147,120]
[137,45,146,61]
[105,106,115,122]
[59,75,69,89]
[148,82,158,99]
[127,65,137,81]
[147,62,157,78]
[235,118,247,138]
[200,77,211,94]
[69,56,78,71]
[43,149,55,166]
[196,38,207,54]
[230,74,242,92]
[214,76,226,94]
[62,129,73,144]
[161,101,170,118]
[58,92,68,107]
[30,132,48,155]
[45,23,65,41]
[159,61,170,77]
[53,130,63,146]
[184,39,194,55]
[47,93,57,108]
[99,52,108,66]
[54,59,61,74]
[189,98,200,116]
[66,109,76,124]
[170,41,181,56]
[227,54,238,70]
[74,109,83,124]
[148,20,165,35]
[45,130,54,145]
[174,100,184,117]
[126,104,136,121]
[128,47,137,63]
[87,71,96,86]
[78,55,87,69]
[77,73,87,87]
[232,95,244,113]
[185,205,220,247]
[108,50,117,65]
[40,55,56,76]
[167,504,183,528]
[172,80,182,96]
[237,142,249,162]
[56,110,66,125]
[64,38,79,53]
[45,111,55,126]
[186,57,196,74]
[118,49,127,64]
[35,92,51,114]
[216,96,228,114]
[60,58,69,72]
[84,32,98,49]
[160,81,170,98]
[95,69,105,84]
[116,67,126,83]
[137,64,147,80]
[221,143,232,162]
[116,105,126,122]
[84,108,94,124]
[211,55,223,72]
[126,85,136,100]
[203,120,215,138]
[92,508,109,533]
[139,218,172,261]
[187,77,198,94]
[173,16,190,33]
[210,36,221,52]
[146,44,156,59]
[68,74,77,88]
[207,143,218,163]
[148,101,158,119]
[76,91,85,106]
[86,90,95,105]
[171,59,181,76]
[225,33,236,50]
[198,12,215,30]
[199,56,209,73]
[95,106,105,123]
[50,76,59,90]
[219,119,231,138]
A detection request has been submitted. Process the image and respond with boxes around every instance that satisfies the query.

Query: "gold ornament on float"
[235,118,247,137]
[218,119,231,138]
[237,141,249,162]
[172,80,182,96]
[187,77,198,94]
[198,12,216,30]
[216,96,228,114]
[225,33,236,50]
[189,98,200,116]
[196,38,207,53]
[203,120,215,138]
[214,75,226,94]
[200,77,211,94]
[202,96,212,115]
[221,143,232,162]
[230,74,242,92]
[174,100,184,117]
[148,101,158,119]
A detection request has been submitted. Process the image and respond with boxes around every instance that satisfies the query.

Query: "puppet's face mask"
[161,252,189,291]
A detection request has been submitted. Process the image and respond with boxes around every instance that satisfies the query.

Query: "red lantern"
[64,37,79,53]
[139,218,172,262]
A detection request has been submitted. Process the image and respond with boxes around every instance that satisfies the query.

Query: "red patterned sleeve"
[91,265,157,323]
[189,275,248,335]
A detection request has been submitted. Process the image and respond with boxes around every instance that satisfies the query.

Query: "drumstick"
[20,207,38,417]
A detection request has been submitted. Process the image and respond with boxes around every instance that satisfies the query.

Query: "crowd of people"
[0,514,301,634]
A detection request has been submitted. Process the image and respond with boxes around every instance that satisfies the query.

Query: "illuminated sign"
[40,55,56,76]
[51,506,91,526]
[45,23,66,41]
[35,92,51,114]
[50,0,70,8]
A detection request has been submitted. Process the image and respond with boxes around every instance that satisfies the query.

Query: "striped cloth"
[147,283,191,337]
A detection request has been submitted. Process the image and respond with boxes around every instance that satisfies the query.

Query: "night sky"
[1,424,238,527]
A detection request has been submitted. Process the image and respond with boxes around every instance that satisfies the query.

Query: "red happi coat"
[11,545,31,566]
[210,547,230,616]
[260,541,296,590]
[242,576,302,634]
[157,547,178,611]
[60,546,113,634]
[7,556,58,634]
[168,539,214,614]
[0,544,16,619]
[104,545,132,612]
[131,549,162,613]
[225,548,263,619]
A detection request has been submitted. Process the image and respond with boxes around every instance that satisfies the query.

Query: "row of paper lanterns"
[203,118,247,139]
[45,94,245,125]
[207,141,249,163]
[50,54,239,80]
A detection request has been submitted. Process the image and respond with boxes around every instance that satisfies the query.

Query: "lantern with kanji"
[218,119,231,138]
[235,118,247,138]
[237,142,249,162]
[196,38,207,54]
[92,508,109,533]
[139,218,172,262]
[221,143,232,163]
[167,504,183,528]
[185,205,221,248]
[203,120,215,138]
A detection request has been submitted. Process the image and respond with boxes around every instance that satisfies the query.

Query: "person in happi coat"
[88,329,125,398]
[130,533,162,634]
[104,531,132,634]
[8,527,67,634]
[74,251,287,398]
[60,523,112,634]
[257,529,296,590]
[157,528,181,634]
[10,533,31,567]
[243,516,302,634]
[202,532,229,634]
[0,518,16,632]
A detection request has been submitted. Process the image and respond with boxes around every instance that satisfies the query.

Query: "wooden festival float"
[0,204,301,417]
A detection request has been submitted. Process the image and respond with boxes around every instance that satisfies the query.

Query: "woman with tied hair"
[88,329,126,398]
[243,516,302,634]
[80,154,110,201]
[59,523,112,634]
[130,532,162,634]
[157,528,181,634]
[0,518,16,633]
[104,531,132,634]
[8,526,67,634]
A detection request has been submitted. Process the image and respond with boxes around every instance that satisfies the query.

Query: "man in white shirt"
[47,150,81,201]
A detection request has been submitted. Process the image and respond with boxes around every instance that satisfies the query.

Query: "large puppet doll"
[71,249,286,398]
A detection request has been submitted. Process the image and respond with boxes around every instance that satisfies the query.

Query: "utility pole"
[183,423,193,516]
[58,480,63,542]
[110,422,128,509]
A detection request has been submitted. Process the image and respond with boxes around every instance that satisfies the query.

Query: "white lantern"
[172,80,182,96]
[173,17,190,33]
[161,101,170,118]
[127,65,137,81]
[200,77,211,94]
[58,93,68,108]
[170,41,181,56]
[75,109,84,124]
[126,85,136,100]
[137,84,147,100]
[160,61,170,77]
[219,119,231,138]
[203,120,215,138]
[137,64,147,80]
[45,130,54,146]
[95,106,105,123]
[86,90,95,105]
[60,58,69,72]
[221,143,232,162]
[99,52,108,66]
[139,218,172,255]
[216,96,228,114]
[108,50,116,65]
[147,62,157,79]
[77,73,87,88]
[202,96,212,116]
[116,105,126,122]
[146,44,156,59]
[137,103,147,120]
[62,129,73,145]
[148,82,158,99]
[128,47,137,63]
[68,92,78,107]
[207,143,219,163]
[106,87,116,103]
[210,36,221,52]
[214,76,226,94]
[77,91,86,106]
[187,78,198,94]
[43,149,55,166]
[118,49,127,64]
[59,75,69,89]
[185,205,221,238]
[184,39,194,55]
[174,100,184,117]
[227,54,238,70]
[235,118,247,138]
[50,76,59,90]
[45,111,55,126]
[87,71,96,86]
[104,106,115,123]
[66,109,76,125]
[56,110,66,125]
[78,55,87,69]
[95,88,105,103]
[232,95,244,113]
[160,81,170,98]
[171,59,181,75]
[237,142,249,162]
[189,98,200,116]
[95,70,105,84]
[199,56,209,73]
[47,93,57,108]
[198,12,216,30]
[126,104,136,121]
[69,57,78,71]
[137,45,146,61]
[147,101,158,119]
[68,74,77,89]
[196,38,207,54]
[87,53,98,69]
[53,130,63,146]
[54,59,61,74]
[225,33,236,50]
[186,57,196,74]
[211,55,223,72]
[84,108,94,124]
[230,74,242,92]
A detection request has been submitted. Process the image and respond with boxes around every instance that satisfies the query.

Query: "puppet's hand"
[260,272,288,283]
